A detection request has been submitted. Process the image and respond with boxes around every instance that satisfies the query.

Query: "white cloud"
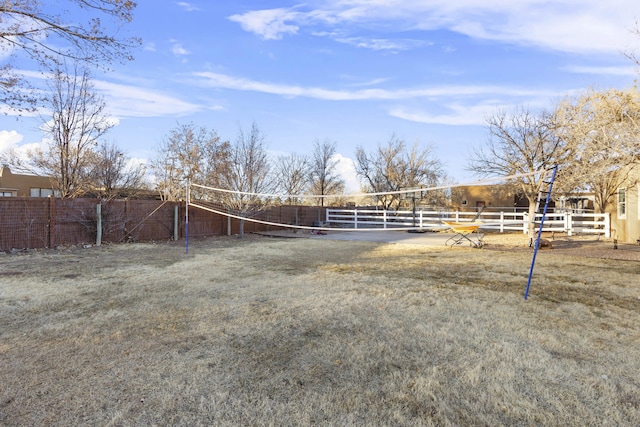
[0,130,24,152]
[228,8,300,40]
[171,41,190,56]
[561,65,639,77]
[193,71,554,101]
[93,80,204,118]
[341,76,392,87]
[0,130,44,166]
[177,2,199,12]
[333,153,360,193]
[0,104,41,117]
[229,1,640,55]
[389,98,551,126]
[389,105,489,126]
[1,69,204,120]
[333,36,426,51]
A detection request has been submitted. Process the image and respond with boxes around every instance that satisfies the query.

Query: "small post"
[412,195,417,227]
[96,203,102,246]
[566,212,573,236]
[174,205,179,241]
[48,196,55,248]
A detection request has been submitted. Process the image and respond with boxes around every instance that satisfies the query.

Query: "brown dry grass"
[1,235,639,426]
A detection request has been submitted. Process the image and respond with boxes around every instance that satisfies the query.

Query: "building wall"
[0,167,56,197]
[451,184,521,211]
[609,168,640,243]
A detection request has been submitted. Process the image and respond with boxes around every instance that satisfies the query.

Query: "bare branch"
[25,63,115,197]
[1,0,140,110]
[309,138,345,206]
[355,134,443,209]
[468,107,569,234]
[553,87,640,212]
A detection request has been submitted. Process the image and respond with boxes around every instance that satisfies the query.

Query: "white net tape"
[188,170,543,233]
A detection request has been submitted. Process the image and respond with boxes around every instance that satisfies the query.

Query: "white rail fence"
[326,208,610,237]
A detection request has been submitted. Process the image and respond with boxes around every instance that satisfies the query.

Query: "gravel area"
[257,229,640,262]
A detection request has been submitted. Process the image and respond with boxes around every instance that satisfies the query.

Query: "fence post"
[124,199,130,242]
[174,205,179,240]
[383,210,387,229]
[500,211,504,233]
[354,209,358,229]
[96,203,102,246]
[566,212,572,236]
[604,213,611,238]
[48,196,55,248]
[419,209,423,228]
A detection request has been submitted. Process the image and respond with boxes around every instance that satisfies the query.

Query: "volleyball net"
[187,170,545,233]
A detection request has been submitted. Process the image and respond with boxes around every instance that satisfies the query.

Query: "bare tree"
[273,153,309,205]
[1,0,139,111]
[151,122,230,201]
[309,138,344,207]
[469,107,569,234]
[355,134,443,209]
[3,64,115,197]
[624,20,640,67]
[44,64,115,197]
[218,121,272,236]
[554,87,640,212]
[90,141,147,199]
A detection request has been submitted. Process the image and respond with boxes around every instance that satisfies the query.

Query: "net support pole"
[185,180,190,255]
[524,165,558,300]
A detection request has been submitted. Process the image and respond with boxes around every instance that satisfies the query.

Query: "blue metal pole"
[524,165,558,300]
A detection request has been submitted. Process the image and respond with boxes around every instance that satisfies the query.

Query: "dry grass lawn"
[1,235,639,426]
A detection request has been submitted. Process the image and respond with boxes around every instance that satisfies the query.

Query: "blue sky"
[2,0,640,191]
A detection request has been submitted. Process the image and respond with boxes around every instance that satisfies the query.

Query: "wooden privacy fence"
[0,198,326,251]
[326,208,611,237]
[0,198,179,251]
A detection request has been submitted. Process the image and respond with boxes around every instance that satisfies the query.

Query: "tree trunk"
[527,195,537,237]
